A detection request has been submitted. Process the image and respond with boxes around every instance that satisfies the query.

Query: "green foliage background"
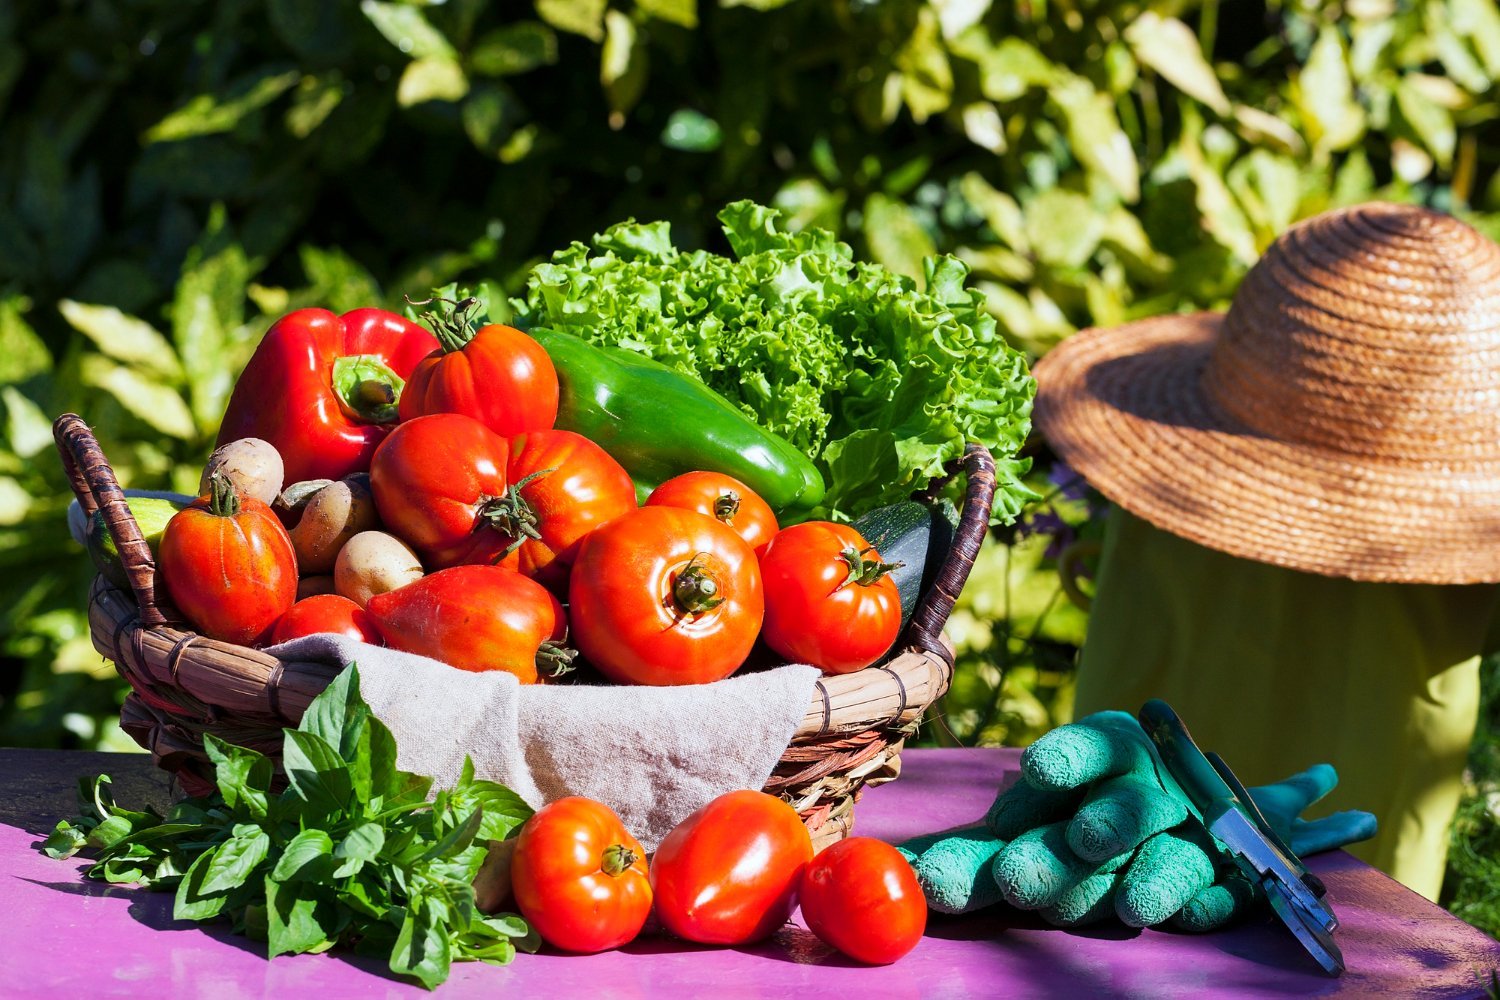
[1,0,1498,931]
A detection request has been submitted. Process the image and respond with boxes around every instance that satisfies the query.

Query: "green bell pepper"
[529,327,825,518]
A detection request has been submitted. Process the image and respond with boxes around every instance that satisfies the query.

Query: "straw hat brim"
[1033,313,1500,585]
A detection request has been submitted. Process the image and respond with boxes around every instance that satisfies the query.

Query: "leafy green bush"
[2,0,1498,933]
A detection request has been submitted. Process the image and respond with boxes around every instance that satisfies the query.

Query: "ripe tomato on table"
[158,474,297,646]
[645,471,778,558]
[495,430,637,590]
[368,413,513,567]
[568,507,763,685]
[510,797,652,953]
[800,837,927,964]
[398,303,559,437]
[365,565,570,682]
[269,594,381,645]
[758,521,902,674]
[650,790,813,945]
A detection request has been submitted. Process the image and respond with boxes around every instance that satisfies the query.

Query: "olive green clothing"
[1074,509,1500,901]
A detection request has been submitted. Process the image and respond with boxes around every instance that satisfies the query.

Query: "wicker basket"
[55,413,996,851]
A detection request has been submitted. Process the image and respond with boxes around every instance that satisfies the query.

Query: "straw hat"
[1032,201,1500,584]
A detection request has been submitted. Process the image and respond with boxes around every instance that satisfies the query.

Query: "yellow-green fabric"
[1074,509,1500,901]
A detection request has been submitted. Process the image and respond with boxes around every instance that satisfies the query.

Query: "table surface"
[4,747,1498,999]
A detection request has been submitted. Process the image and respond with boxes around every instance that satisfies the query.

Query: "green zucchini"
[87,496,190,591]
[851,499,958,629]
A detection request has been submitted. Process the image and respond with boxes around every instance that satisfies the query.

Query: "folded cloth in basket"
[268,634,822,850]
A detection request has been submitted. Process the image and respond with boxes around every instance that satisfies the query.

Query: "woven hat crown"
[1201,202,1500,466]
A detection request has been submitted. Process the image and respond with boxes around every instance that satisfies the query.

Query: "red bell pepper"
[217,308,439,483]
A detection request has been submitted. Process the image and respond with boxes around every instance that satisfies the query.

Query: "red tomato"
[511,797,652,953]
[568,507,763,685]
[497,430,637,590]
[368,413,512,567]
[398,319,559,437]
[651,790,813,945]
[269,594,381,645]
[645,472,778,558]
[799,837,927,965]
[158,475,297,645]
[758,522,901,674]
[365,565,570,683]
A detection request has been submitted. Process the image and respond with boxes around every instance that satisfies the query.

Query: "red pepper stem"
[838,545,903,588]
[207,471,241,518]
[601,844,637,877]
[672,553,725,614]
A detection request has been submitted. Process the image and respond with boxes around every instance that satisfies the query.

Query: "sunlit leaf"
[960,102,1006,154]
[895,7,954,124]
[1050,75,1140,203]
[638,0,697,28]
[79,356,196,440]
[397,57,469,107]
[1396,76,1456,169]
[0,297,52,384]
[360,1,456,60]
[600,10,648,120]
[143,69,300,144]
[58,300,183,381]
[661,109,722,152]
[285,74,345,138]
[3,386,52,458]
[1024,189,1103,269]
[863,193,936,282]
[1295,27,1365,155]
[536,0,606,41]
[1125,12,1230,115]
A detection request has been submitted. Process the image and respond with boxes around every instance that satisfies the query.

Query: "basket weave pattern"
[58,414,995,851]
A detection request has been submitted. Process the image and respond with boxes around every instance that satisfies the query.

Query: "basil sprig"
[42,666,536,989]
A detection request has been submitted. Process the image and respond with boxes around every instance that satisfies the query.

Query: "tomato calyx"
[331,354,406,424]
[407,292,482,354]
[601,843,639,877]
[671,553,725,614]
[537,640,578,679]
[207,471,242,518]
[712,490,741,522]
[838,545,903,588]
[477,468,556,553]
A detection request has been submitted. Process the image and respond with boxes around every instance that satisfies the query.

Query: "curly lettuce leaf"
[514,200,1036,522]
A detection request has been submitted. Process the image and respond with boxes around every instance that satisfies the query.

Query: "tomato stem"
[478,468,555,553]
[672,553,725,614]
[838,545,902,588]
[536,641,578,679]
[406,292,482,354]
[207,471,241,518]
[712,490,741,522]
[601,843,638,877]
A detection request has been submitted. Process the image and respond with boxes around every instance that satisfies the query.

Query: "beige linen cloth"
[267,634,821,850]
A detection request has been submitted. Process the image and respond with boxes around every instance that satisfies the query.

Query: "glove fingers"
[897,825,964,864]
[1289,810,1379,857]
[1042,873,1120,928]
[1248,763,1338,821]
[1066,774,1188,863]
[986,776,1083,840]
[993,821,1132,911]
[1170,869,1259,933]
[909,824,1009,915]
[1116,830,1217,928]
[1021,711,1152,790]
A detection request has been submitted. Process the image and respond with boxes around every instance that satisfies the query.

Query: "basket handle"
[53,413,171,627]
[905,442,997,661]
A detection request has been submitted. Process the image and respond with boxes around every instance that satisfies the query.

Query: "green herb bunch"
[42,666,537,989]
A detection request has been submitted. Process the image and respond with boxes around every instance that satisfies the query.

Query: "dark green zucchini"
[851,499,958,630]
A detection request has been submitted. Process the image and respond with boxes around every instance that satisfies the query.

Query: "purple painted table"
[4,747,1498,998]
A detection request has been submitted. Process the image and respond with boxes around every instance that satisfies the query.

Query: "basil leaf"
[390,896,452,991]
[463,780,534,843]
[265,877,334,958]
[42,820,88,860]
[332,822,385,878]
[86,814,135,850]
[420,808,483,863]
[174,849,229,921]
[201,823,270,894]
[299,664,369,763]
[271,828,335,882]
[282,729,352,817]
[204,734,272,820]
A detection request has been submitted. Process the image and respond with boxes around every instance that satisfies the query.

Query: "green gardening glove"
[901,711,1377,930]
